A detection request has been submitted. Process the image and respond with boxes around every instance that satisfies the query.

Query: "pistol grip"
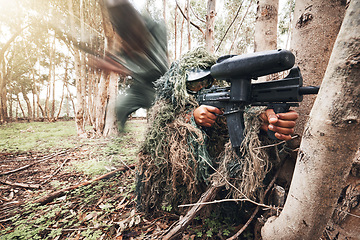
[266,103,290,140]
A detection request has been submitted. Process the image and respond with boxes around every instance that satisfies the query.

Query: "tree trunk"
[34,87,45,120]
[74,51,86,136]
[254,0,279,52]
[51,36,56,121]
[0,27,26,123]
[65,82,76,118]
[205,0,216,53]
[56,74,67,120]
[261,1,360,239]
[291,0,346,136]
[95,72,108,135]
[67,0,86,136]
[0,71,7,123]
[96,0,119,137]
[16,94,26,119]
[103,72,118,137]
[163,0,167,24]
[20,87,32,121]
[186,0,191,51]
[44,78,50,120]
[174,5,178,59]
[180,17,185,56]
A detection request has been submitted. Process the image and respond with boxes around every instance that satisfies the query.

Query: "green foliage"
[188,212,235,239]
[0,174,136,239]
[161,204,173,212]
[0,121,77,153]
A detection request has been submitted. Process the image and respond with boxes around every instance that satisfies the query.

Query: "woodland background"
[0,0,294,136]
[0,0,359,239]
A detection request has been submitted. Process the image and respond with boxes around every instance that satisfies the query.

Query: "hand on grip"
[193,105,223,127]
[260,108,298,141]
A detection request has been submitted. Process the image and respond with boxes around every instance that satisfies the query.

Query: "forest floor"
[0,119,183,239]
[1,120,359,240]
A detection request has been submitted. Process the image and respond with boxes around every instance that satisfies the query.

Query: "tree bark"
[186,0,191,51]
[16,94,26,119]
[0,27,26,123]
[254,0,279,52]
[174,5,178,59]
[103,72,119,136]
[56,70,67,120]
[261,1,360,239]
[291,0,346,136]
[20,86,32,121]
[67,0,86,136]
[205,0,216,53]
[51,36,56,121]
[95,72,108,135]
[96,0,119,137]
[0,64,8,123]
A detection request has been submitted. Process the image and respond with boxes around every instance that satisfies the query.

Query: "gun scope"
[210,49,295,80]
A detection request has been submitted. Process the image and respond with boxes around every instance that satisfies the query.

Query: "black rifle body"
[196,50,319,149]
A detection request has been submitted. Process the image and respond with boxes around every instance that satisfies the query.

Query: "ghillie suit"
[136,47,287,216]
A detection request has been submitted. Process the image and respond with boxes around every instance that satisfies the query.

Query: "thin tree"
[186,0,191,50]
[205,0,216,53]
[254,0,279,52]
[67,0,86,136]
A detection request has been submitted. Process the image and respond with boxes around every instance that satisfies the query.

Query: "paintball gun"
[190,49,319,151]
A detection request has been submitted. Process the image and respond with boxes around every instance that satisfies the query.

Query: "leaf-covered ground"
[0,119,240,240]
[0,119,172,239]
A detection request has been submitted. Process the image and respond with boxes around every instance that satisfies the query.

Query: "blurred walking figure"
[104,0,169,128]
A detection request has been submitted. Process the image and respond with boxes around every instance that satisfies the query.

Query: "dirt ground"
[0,119,185,239]
[1,119,359,240]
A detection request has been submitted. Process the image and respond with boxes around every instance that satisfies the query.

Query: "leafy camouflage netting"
[136,47,286,215]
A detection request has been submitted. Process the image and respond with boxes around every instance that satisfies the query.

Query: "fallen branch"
[33,164,135,205]
[0,180,41,189]
[201,155,275,210]
[40,157,70,184]
[0,149,73,177]
[162,184,220,240]
[226,159,285,240]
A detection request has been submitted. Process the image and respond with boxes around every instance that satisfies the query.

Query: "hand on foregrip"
[260,109,298,141]
[193,105,223,127]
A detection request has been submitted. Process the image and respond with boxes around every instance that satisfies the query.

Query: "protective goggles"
[186,68,214,93]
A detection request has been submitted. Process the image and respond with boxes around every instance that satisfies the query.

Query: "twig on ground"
[0,149,74,177]
[0,180,41,189]
[200,156,274,209]
[33,164,135,205]
[253,135,299,150]
[162,185,220,240]
[338,209,360,219]
[226,159,285,240]
[40,157,70,184]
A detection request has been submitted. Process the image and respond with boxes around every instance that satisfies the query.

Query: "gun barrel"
[299,86,320,95]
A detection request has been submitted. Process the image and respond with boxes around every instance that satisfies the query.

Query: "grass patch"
[71,119,148,176]
[0,121,78,153]
[0,119,148,176]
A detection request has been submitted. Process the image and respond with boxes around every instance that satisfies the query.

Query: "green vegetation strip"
[0,121,78,153]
